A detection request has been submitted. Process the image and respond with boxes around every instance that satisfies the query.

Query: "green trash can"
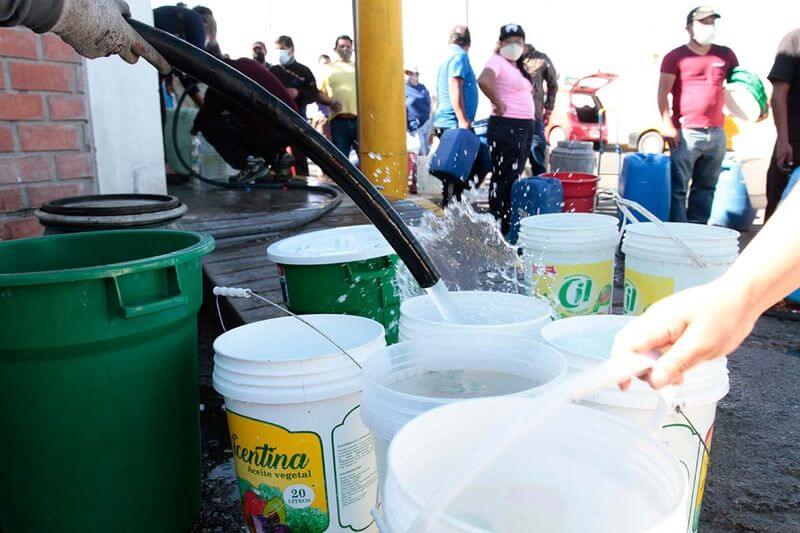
[267,225,401,343]
[0,230,215,532]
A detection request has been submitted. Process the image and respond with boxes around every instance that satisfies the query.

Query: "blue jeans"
[330,117,358,160]
[669,127,726,223]
[528,119,547,176]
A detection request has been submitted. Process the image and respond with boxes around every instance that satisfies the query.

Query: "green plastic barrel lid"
[726,67,768,122]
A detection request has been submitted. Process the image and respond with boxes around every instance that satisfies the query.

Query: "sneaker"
[228,158,269,184]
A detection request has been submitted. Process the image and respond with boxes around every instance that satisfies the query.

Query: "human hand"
[51,0,170,74]
[776,139,794,171]
[611,278,758,390]
[330,100,342,113]
[493,100,507,117]
[457,118,471,129]
[663,124,680,149]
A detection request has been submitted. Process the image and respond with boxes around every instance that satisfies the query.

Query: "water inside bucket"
[389,368,540,399]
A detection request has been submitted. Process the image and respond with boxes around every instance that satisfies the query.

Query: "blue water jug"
[430,128,480,184]
[618,153,671,222]
[709,154,755,232]
[781,167,800,303]
[506,176,564,244]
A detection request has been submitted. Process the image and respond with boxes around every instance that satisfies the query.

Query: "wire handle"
[213,286,364,370]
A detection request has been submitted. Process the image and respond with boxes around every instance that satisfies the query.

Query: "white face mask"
[692,22,716,46]
[500,42,524,61]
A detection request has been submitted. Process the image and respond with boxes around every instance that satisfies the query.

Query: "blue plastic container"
[781,168,800,304]
[709,154,755,232]
[506,176,564,244]
[430,128,480,184]
[618,153,671,222]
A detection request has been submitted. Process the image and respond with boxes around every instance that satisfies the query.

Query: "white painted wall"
[86,0,166,194]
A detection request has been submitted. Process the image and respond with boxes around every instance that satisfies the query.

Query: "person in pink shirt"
[478,23,536,234]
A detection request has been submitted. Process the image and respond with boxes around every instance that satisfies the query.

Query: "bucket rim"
[0,229,215,287]
[266,224,395,265]
[623,222,740,241]
[399,290,553,328]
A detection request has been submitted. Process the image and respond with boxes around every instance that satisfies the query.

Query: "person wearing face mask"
[269,35,338,176]
[658,6,738,224]
[404,66,432,157]
[319,35,357,162]
[252,41,269,68]
[478,23,536,235]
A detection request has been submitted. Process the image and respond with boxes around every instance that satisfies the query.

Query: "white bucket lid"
[520,213,619,233]
[381,398,687,532]
[541,315,729,409]
[266,224,394,265]
[212,314,386,404]
[361,334,567,442]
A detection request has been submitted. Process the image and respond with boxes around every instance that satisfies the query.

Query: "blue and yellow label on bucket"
[226,410,330,533]
[623,269,676,316]
[531,260,613,318]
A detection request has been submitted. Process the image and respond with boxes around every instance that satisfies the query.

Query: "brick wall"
[0,28,96,240]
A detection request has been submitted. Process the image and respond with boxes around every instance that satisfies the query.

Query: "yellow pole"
[355,0,407,200]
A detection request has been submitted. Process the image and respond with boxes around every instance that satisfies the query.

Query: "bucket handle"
[649,385,712,457]
[111,265,188,319]
[612,193,708,268]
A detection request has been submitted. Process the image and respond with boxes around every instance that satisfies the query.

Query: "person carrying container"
[658,6,738,224]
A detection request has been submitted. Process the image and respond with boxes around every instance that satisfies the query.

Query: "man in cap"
[658,6,738,223]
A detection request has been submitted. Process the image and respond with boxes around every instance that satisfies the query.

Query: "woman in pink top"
[478,23,536,235]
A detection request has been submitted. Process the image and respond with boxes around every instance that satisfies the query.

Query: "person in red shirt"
[658,6,738,223]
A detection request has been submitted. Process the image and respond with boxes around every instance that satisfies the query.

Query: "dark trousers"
[197,112,286,170]
[528,119,547,176]
[765,139,800,221]
[488,116,535,234]
[330,117,359,160]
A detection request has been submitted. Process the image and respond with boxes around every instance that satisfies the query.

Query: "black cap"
[686,6,720,25]
[499,23,525,41]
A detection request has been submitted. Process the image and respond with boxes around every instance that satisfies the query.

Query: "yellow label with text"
[531,260,613,317]
[227,410,330,532]
[623,269,676,316]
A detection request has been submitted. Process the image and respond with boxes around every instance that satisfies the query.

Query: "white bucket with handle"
[541,315,729,532]
[378,397,688,532]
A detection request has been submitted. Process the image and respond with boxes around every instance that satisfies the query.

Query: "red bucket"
[542,172,600,213]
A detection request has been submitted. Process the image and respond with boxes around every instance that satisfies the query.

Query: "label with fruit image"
[227,410,330,533]
[531,260,613,317]
[623,269,675,316]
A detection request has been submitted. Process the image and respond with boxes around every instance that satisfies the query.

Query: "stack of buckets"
[519,213,619,317]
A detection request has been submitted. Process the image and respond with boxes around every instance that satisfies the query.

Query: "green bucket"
[267,225,401,344]
[726,67,768,122]
[0,230,215,532]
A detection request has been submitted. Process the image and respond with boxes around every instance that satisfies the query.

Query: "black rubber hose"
[131,19,440,289]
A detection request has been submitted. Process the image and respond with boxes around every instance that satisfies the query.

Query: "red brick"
[0,216,42,240]
[42,33,81,63]
[26,182,82,208]
[0,65,4,89]
[0,28,38,59]
[48,95,86,120]
[0,94,44,120]
[0,188,24,212]
[75,65,86,93]
[0,158,17,184]
[56,152,92,179]
[10,62,72,92]
[18,155,52,182]
[19,124,78,151]
[0,127,14,152]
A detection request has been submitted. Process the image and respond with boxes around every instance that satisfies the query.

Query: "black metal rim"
[40,194,182,216]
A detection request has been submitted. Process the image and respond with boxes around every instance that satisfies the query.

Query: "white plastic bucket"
[541,315,729,532]
[380,398,688,532]
[213,315,386,533]
[361,334,566,489]
[622,223,739,315]
[398,290,553,341]
[520,213,620,318]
